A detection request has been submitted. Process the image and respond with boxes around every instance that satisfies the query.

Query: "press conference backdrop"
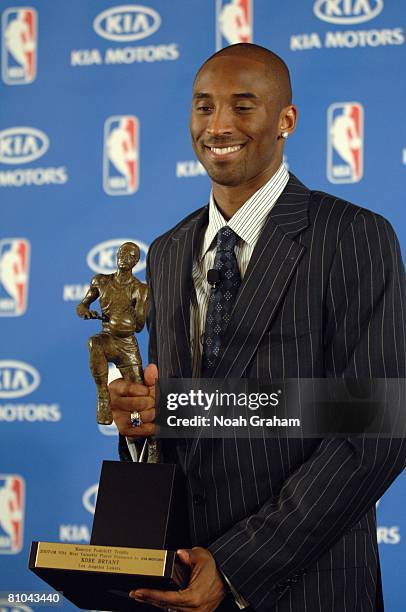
[0,0,405,609]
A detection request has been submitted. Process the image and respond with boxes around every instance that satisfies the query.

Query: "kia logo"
[313,0,383,24]
[86,239,148,275]
[82,483,98,514]
[0,127,49,165]
[93,5,161,42]
[0,360,40,399]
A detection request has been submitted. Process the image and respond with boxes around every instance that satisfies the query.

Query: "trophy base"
[29,462,190,610]
[29,541,187,611]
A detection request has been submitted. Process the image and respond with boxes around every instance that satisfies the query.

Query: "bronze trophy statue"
[76,241,148,425]
[76,241,161,463]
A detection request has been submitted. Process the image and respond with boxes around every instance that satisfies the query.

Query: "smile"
[205,144,244,158]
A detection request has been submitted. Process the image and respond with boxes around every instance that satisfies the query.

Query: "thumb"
[176,548,192,567]
[144,363,158,388]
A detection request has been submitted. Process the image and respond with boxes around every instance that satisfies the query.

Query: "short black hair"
[195,43,292,106]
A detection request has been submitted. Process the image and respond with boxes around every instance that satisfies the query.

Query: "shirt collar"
[201,163,289,259]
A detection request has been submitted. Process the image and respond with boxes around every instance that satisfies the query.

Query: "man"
[110,44,406,611]
[77,242,148,424]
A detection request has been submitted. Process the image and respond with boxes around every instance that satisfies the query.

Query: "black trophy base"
[29,461,190,610]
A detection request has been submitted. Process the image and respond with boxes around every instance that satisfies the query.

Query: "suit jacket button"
[193,494,206,505]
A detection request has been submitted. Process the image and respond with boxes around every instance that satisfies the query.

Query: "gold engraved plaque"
[34,542,167,576]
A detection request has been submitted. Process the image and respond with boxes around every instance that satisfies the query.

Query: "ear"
[279,104,298,137]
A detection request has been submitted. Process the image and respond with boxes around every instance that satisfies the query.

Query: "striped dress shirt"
[191,163,289,376]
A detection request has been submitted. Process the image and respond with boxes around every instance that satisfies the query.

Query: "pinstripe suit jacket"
[120,174,406,611]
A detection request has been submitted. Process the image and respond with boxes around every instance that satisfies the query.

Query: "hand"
[129,547,227,611]
[76,304,99,319]
[109,363,157,438]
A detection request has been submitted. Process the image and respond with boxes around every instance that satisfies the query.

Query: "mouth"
[204,143,245,159]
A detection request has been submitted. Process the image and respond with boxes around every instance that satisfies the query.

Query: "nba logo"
[0,239,30,317]
[216,0,253,50]
[103,115,139,196]
[0,475,25,554]
[327,102,364,184]
[2,7,37,85]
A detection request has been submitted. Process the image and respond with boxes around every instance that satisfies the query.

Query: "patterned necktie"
[201,226,241,376]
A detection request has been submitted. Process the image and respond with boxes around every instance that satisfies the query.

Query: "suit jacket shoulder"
[148,205,208,260]
[306,185,395,242]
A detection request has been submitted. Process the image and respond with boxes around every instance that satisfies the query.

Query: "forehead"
[193,55,273,96]
[118,244,137,255]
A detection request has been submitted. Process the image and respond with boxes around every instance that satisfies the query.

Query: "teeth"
[210,145,242,155]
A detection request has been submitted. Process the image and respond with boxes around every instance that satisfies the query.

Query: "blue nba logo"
[216,0,253,50]
[0,475,25,554]
[327,102,364,184]
[0,239,30,316]
[103,115,139,196]
[1,7,37,85]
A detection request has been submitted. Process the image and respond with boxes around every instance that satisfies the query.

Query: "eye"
[235,105,253,111]
[196,105,212,113]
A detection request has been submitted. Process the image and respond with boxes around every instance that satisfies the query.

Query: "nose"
[206,105,233,137]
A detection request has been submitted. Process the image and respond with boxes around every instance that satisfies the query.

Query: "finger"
[129,588,192,608]
[144,363,158,389]
[115,420,156,438]
[124,407,155,424]
[111,406,155,428]
[133,407,155,423]
[111,395,155,413]
[109,378,150,400]
[113,403,156,436]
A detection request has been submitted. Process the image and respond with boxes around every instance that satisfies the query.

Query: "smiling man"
[110,44,406,611]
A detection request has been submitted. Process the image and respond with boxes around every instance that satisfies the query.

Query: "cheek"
[253,130,278,153]
[190,136,200,157]
[190,124,204,155]
[190,116,203,139]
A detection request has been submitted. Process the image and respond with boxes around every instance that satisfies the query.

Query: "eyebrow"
[193,92,258,100]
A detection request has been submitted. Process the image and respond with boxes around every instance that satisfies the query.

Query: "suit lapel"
[165,206,209,377]
[211,174,310,379]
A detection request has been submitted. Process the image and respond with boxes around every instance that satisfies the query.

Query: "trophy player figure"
[76,242,149,426]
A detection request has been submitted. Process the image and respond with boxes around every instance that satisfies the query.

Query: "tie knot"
[216,226,239,252]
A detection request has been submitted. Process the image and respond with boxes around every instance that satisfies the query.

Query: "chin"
[206,168,244,187]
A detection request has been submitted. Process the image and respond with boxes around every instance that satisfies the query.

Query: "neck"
[114,269,133,283]
[211,162,282,220]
